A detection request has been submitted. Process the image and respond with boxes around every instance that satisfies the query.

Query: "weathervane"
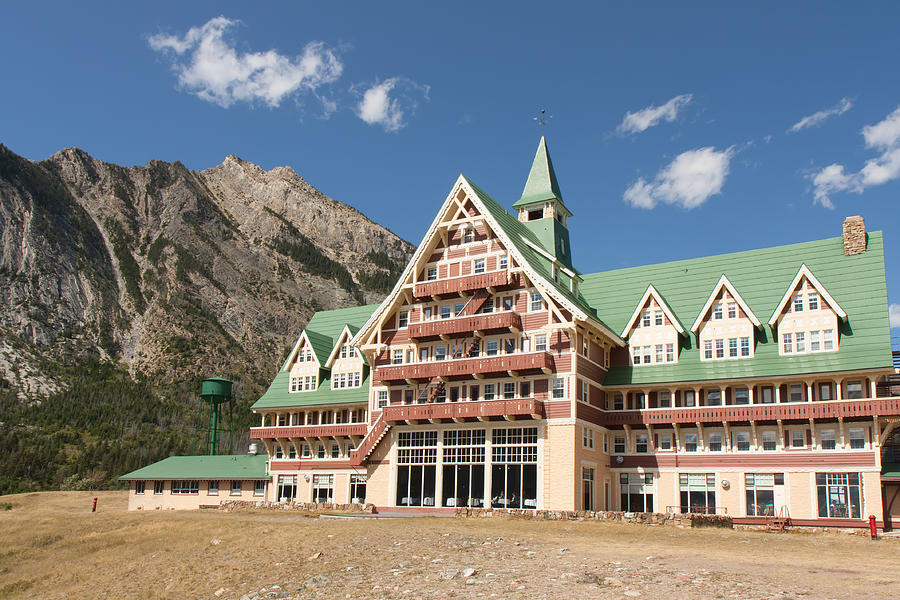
[534,108,552,135]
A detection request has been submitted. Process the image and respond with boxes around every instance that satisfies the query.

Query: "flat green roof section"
[580,232,892,386]
[119,454,268,481]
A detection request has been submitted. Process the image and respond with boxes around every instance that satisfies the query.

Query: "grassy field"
[0,491,898,599]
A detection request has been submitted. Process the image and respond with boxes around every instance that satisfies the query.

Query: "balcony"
[384,398,544,423]
[250,423,368,439]
[408,311,522,341]
[375,351,553,383]
[602,396,900,427]
[414,271,516,299]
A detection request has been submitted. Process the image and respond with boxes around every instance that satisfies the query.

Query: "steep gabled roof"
[512,136,570,216]
[324,324,358,368]
[621,284,686,338]
[690,274,761,332]
[767,264,847,326]
[284,304,379,369]
[580,233,892,385]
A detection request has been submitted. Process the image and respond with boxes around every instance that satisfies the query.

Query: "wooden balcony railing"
[375,351,553,383]
[383,397,544,423]
[408,311,522,340]
[250,423,368,439]
[602,396,900,426]
[414,271,515,298]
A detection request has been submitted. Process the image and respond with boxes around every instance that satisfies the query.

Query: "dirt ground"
[0,492,898,599]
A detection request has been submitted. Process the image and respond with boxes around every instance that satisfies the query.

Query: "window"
[398,311,409,328]
[583,427,594,450]
[734,388,749,405]
[485,340,498,356]
[276,475,296,502]
[762,431,777,451]
[707,390,722,406]
[581,383,589,403]
[819,383,832,401]
[735,431,751,451]
[740,337,750,357]
[154,481,164,495]
[483,383,495,401]
[254,481,266,496]
[760,387,774,404]
[377,390,389,409]
[704,340,713,360]
[502,296,513,311]
[490,427,538,509]
[275,444,283,459]
[503,382,516,400]
[659,391,672,408]
[427,267,437,281]
[708,432,722,452]
[504,338,515,354]
[666,343,675,362]
[171,480,200,495]
[312,474,335,503]
[289,443,297,459]
[783,332,793,354]
[350,474,367,504]
[684,390,696,407]
[463,228,473,244]
[658,433,672,450]
[789,384,804,403]
[727,302,737,319]
[552,378,565,399]
[613,435,626,454]
[656,344,664,363]
[729,338,738,358]
[519,381,530,398]
[581,338,588,357]
[795,332,806,353]
[290,377,301,392]
[791,429,806,448]
[823,329,834,351]
[393,350,403,365]
[583,467,595,511]
[715,339,724,359]
[847,380,863,399]
[810,330,820,352]
[317,443,326,459]
[808,292,819,310]
[135,481,145,495]
[613,393,624,410]
[816,473,861,518]
[440,304,452,320]
[635,434,649,453]
[635,392,646,409]
[277,413,287,426]
[534,334,547,352]
[632,346,641,365]
[655,310,664,326]
[205,479,216,496]
[684,433,698,452]
[231,480,242,496]
[434,345,447,361]
[679,473,716,514]
[499,254,508,270]
[620,473,654,512]
[746,473,783,516]
[423,307,432,320]
[849,428,866,449]
[793,294,804,312]
[713,303,723,320]
[302,443,311,458]
[332,442,341,458]
[642,310,651,327]
[821,429,836,450]
[642,346,651,365]
[530,292,543,312]
[473,258,485,274]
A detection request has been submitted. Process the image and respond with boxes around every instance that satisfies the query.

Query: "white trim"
[767,264,847,326]
[621,284,685,338]
[351,175,625,349]
[690,274,761,332]
[283,330,317,371]
[323,325,356,368]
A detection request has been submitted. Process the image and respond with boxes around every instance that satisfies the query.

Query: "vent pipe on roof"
[842,215,866,255]
[248,443,259,455]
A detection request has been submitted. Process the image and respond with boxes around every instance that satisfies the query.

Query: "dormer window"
[642,311,651,327]
[808,292,819,310]
[727,302,737,319]
[793,294,804,312]
[654,310,663,326]
[713,303,723,320]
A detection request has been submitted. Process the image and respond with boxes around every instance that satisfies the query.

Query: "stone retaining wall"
[218,500,376,513]
[454,508,733,528]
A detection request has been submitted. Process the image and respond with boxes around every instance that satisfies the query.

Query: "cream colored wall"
[128,479,265,511]
[775,280,839,354]
[697,291,756,361]
[787,472,813,519]
[544,422,575,510]
[628,299,679,364]
[654,471,677,513]
[862,471,882,519]
[716,471,742,515]
[366,461,392,506]
[574,422,607,511]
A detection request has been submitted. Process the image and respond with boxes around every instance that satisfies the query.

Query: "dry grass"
[0,491,899,599]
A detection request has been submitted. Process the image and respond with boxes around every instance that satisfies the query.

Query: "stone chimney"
[842,216,866,255]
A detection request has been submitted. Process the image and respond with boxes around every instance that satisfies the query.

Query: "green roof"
[252,371,370,410]
[580,232,893,386]
[119,454,268,480]
[882,463,900,480]
[291,304,379,367]
[513,136,570,215]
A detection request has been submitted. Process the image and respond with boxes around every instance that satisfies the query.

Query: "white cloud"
[810,106,900,207]
[617,94,693,135]
[890,303,900,328]
[355,77,429,132]
[788,97,853,133]
[624,147,735,210]
[148,16,342,109]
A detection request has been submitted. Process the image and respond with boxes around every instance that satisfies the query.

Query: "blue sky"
[2,2,899,338]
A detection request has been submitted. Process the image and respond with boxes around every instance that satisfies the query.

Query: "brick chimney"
[842,215,866,255]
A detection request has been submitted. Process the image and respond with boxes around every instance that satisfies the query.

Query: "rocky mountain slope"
[0,144,412,397]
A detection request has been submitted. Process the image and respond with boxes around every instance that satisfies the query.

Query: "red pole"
[869,514,877,539]
[92,497,98,513]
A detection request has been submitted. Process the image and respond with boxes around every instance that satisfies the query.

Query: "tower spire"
[513,135,569,214]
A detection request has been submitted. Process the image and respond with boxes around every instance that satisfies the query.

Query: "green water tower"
[194,377,234,455]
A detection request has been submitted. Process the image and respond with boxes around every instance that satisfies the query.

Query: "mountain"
[0,144,413,492]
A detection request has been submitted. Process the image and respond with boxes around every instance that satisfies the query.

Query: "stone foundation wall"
[453,508,733,528]
[219,500,376,513]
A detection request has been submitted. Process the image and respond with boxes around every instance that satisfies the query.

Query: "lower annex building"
[121,137,900,530]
